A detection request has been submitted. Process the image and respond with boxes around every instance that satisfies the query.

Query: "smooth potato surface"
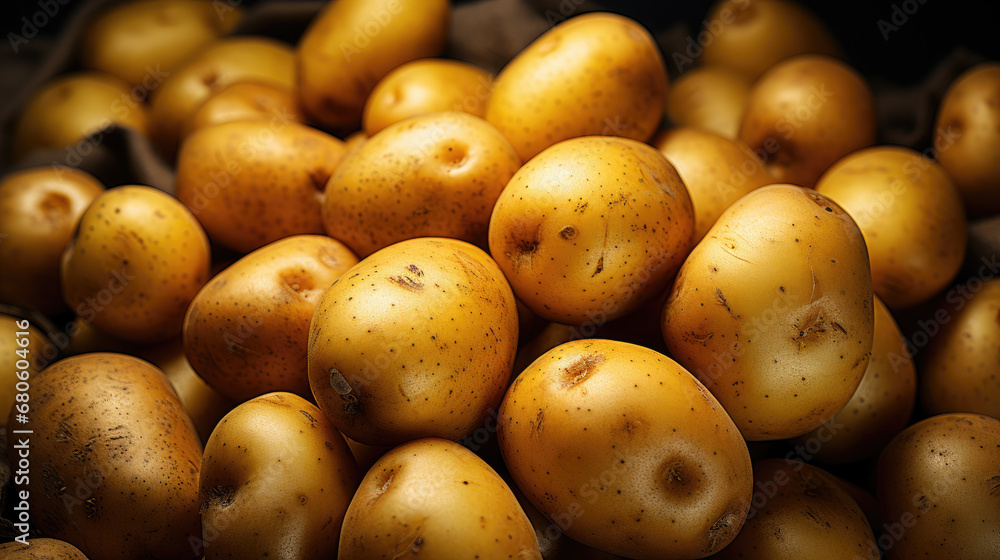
[183,81,305,138]
[666,66,751,140]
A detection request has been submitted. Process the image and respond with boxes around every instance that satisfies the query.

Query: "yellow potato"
[199,392,359,560]
[488,136,694,325]
[666,66,751,139]
[499,339,752,559]
[0,166,104,314]
[322,111,520,257]
[814,145,967,309]
[662,185,874,440]
[339,438,541,559]
[60,185,211,344]
[183,81,306,138]
[0,315,51,427]
[0,538,90,559]
[297,0,450,132]
[486,12,667,161]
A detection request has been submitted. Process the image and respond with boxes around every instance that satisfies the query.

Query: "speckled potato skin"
[199,392,360,560]
[339,438,541,559]
[60,185,211,344]
[791,296,916,463]
[662,185,874,441]
[498,339,752,559]
[0,166,103,315]
[183,81,306,138]
[308,238,518,446]
[488,136,694,325]
[485,13,667,161]
[666,67,751,140]
[0,538,91,560]
[0,316,51,427]
[184,235,358,403]
[876,413,1000,560]
[711,459,878,560]
[175,121,347,253]
[5,353,202,560]
[815,146,967,309]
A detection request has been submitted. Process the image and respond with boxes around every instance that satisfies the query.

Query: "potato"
[343,130,367,154]
[0,538,90,559]
[11,72,148,161]
[499,339,752,559]
[934,62,1000,217]
[339,438,541,559]
[740,55,876,187]
[184,235,358,403]
[175,121,347,253]
[711,459,877,560]
[920,279,1000,418]
[149,37,295,160]
[322,112,520,257]
[814,146,967,309]
[183,81,306,138]
[790,296,916,463]
[489,136,693,325]
[0,315,51,427]
[0,166,103,314]
[6,353,202,560]
[666,66,751,140]
[486,13,667,161]
[308,238,518,445]
[654,127,773,242]
[876,413,1000,560]
[297,0,449,132]
[199,392,359,560]
[81,0,241,88]
[60,185,211,344]
[662,185,874,440]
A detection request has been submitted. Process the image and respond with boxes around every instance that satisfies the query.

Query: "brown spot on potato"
[563,353,606,387]
[706,509,741,553]
[390,274,423,291]
[532,409,544,438]
[207,485,236,509]
[592,255,605,276]
[329,368,353,395]
[282,271,314,293]
[505,219,543,269]
[793,308,827,349]
[559,225,577,240]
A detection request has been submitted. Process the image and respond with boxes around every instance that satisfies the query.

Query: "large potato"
[486,12,667,161]
[489,136,694,325]
[0,315,51,427]
[60,185,211,344]
[199,392,359,560]
[308,238,518,445]
[183,81,306,138]
[339,438,541,559]
[666,66,751,140]
[0,538,90,559]
[662,185,874,440]
[297,0,449,132]
[322,112,520,257]
[814,146,967,309]
[499,339,752,559]
[0,166,103,314]
[184,235,358,402]
[6,353,202,560]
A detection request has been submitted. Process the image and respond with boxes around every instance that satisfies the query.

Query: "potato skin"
[662,185,874,440]
[499,339,752,559]
[199,392,359,560]
[0,315,51,427]
[339,438,541,559]
[876,413,1000,560]
[183,81,306,138]
[184,235,358,403]
[6,353,202,560]
[666,66,751,140]
[308,238,518,446]
[0,538,91,560]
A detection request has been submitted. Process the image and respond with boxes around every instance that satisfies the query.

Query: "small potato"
[308,238,518,445]
[175,121,347,253]
[815,146,967,309]
[200,392,359,560]
[0,166,103,314]
[11,72,148,161]
[322,112,520,257]
[489,136,694,325]
[60,185,211,344]
[0,538,90,559]
[486,13,667,161]
[666,66,751,139]
[363,59,492,135]
[0,315,51,427]
[740,55,876,187]
[184,235,358,403]
[183,81,306,138]
[339,438,541,559]
[876,413,1000,560]
[499,339,752,559]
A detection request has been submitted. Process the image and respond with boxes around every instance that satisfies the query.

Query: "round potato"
[814,145,967,309]
[666,66,751,140]
[0,166,104,314]
[0,315,51,427]
[183,81,306,138]
[60,185,211,344]
[662,185,874,440]
[322,111,520,257]
[499,339,752,559]
[339,438,541,559]
[0,538,90,560]
[308,238,518,445]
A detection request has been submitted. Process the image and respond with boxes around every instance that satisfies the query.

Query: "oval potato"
[666,66,751,140]
[0,315,52,427]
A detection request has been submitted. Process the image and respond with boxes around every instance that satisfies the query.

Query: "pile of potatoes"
[2,0,999,559]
